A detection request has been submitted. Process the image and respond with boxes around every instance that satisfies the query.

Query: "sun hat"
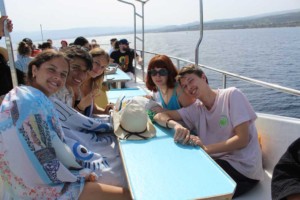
[113,102,156,140]
[119,39,129,45]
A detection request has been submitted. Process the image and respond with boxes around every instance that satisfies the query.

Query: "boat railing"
[136,49,300,97]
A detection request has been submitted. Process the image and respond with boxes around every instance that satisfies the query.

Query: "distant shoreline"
[3,10,300,43]
[145,24,300,34]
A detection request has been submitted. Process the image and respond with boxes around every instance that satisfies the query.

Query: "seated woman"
[146,54,195,113]
[0,50,130,199]
[78,48,114,117]
[154,65,264,198]
[52,46,93,108]
[51,46,126,188]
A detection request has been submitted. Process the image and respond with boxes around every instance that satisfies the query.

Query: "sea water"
[33,27,300,118]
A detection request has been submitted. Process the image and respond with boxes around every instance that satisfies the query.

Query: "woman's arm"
[93,102,114,115]
[79,182,131,200]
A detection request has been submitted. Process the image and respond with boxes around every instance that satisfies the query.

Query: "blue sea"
[38,27,300,118]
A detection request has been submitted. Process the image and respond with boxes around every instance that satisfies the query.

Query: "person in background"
[91,39,100,49]
[110,38,142,87]
[154,65,264,198]
[271,138,300,200]
[15,41,33,73]
[60,40,68,51]
[73,36,90,51]
[109,38,118,55]
[78,48,114,116]
[22,38,41,57]
[146,54,195,112]
[38,41,52,51]
[52,46,93,108]
[47,38,58,51]
[0,50,131,199]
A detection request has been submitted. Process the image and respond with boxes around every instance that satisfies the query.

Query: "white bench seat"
[235,113,300,200]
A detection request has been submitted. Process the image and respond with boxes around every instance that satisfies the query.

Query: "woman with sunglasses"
[146,54,195,113]
[0,50,130,199]
[77,48,114,116]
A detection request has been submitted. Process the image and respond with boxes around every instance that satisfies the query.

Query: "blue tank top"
[158,84,181,110]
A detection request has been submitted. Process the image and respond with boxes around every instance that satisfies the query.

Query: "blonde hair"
[89,48,110,90]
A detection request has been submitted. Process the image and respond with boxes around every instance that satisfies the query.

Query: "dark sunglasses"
[148,68,168,76]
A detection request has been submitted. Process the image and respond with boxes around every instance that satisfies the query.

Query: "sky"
[1,0,300,32]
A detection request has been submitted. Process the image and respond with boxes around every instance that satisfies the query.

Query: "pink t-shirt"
[178,87,264,180]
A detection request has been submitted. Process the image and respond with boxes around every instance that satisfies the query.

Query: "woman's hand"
[104,103,114,114]
[144,95,153,100]
[0,16,13,36]
[77,89,100,111]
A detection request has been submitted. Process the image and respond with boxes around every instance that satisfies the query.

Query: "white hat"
[113,102,156,140]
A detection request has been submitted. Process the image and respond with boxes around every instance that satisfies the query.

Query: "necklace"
[160,87,168,96]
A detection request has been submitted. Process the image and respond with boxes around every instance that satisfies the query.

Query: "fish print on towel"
[51,98,127,187]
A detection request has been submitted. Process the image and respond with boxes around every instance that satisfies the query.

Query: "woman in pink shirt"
[154,64,264,198]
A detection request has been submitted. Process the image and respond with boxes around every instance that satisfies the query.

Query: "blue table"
[105,68,131,88]
[107,88,147,103]
[118,125,236,200]
[109,88,236,200]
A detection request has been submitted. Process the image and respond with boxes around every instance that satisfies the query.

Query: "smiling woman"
[0,50,131,199]
[27,50,69,96]
[78,47,114,116]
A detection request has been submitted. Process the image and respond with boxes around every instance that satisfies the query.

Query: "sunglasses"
[148,68,168,76]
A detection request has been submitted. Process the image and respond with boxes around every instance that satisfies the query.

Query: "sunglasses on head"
[148,68,168,76]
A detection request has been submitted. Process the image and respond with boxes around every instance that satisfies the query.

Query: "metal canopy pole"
[0,0,18,87]
[135,0,148,82]
[117,0,137,83]
[195,0,203,68]
[117,0,149,82]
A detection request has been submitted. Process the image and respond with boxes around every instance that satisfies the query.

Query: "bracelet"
[166,118,173,129]
[76,105,84,112]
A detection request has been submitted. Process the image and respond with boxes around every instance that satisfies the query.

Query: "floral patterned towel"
[0,86,84,200]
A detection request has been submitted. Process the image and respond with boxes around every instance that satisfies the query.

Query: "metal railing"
[136,50,300,97]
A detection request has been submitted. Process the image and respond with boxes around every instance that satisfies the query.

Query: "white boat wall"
[236,113,300,200]
[1,0,300,199]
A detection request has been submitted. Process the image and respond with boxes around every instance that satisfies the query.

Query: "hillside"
[8,9,300,42]
[149,10,300,33]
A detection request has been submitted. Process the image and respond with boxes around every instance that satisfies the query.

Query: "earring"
[32,74,35,78]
